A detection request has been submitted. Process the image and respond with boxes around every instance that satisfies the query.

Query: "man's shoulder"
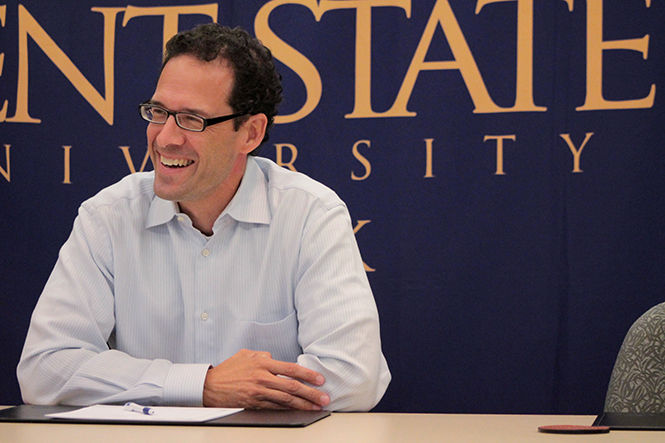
[253,157,343,210]
[80,171,155,213]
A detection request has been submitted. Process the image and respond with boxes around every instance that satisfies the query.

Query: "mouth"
[160,154,194,168]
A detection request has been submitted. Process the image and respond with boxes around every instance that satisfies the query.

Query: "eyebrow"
[147,99,209,117]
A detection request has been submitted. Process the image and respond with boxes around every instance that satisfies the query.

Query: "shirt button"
[202,248,210,257]
[177,216,185,223]
[200,312,209,321]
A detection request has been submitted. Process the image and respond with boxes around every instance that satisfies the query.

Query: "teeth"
[160,155,193,167]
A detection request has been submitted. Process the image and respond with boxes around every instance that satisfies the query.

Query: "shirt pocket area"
[235,311,301,362]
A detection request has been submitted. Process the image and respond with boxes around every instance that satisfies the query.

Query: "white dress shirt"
[17,156,390,411]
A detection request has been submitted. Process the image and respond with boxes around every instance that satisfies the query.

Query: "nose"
[154,115,186,147]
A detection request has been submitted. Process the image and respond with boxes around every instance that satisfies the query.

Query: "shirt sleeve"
[16,205,209,406]
[294,202,391,411]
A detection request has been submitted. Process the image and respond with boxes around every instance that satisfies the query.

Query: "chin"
[153,183,183,202]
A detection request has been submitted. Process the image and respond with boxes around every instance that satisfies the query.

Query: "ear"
[239,113,268,154]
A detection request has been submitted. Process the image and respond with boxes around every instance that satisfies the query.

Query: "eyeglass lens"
[140,104,205,131]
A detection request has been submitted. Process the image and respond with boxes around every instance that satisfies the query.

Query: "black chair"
[603,302,665,413]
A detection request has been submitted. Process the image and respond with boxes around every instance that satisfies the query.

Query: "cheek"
[146,126,158,148]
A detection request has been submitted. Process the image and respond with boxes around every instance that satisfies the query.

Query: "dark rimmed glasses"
[138,102,247,132]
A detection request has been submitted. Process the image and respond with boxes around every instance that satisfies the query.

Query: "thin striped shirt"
[17,156,390,411]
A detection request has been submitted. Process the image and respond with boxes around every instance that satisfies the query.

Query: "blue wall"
[2,0,664,413]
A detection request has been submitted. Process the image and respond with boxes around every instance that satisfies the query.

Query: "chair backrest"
[604,302,665,413]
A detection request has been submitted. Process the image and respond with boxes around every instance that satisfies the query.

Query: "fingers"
[203,350,330,410]
[247,387,325,411]
[269,359,326,386]
[263,372,330,409]
[261,359,329,408]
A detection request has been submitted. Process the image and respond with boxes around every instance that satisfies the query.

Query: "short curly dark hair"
[162,23,282,154]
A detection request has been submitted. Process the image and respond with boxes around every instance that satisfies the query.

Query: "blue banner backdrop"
[1,0,664,413]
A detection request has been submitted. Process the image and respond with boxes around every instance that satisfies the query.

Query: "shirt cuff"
[162,363,210,406]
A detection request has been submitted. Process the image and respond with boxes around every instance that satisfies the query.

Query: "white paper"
[46,405,243,423]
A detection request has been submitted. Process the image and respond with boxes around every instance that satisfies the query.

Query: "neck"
[179,156,248,236]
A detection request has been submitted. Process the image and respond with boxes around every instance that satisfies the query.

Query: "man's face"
[147,54,246,207]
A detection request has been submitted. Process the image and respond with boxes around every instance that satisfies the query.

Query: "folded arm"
[292,203,391,411]
[17,207,208,406]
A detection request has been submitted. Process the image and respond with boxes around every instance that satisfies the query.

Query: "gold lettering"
[0,144,10,182]
[7,5,122,125]
[255,1,322,124]
[274,143,298,171]
[0,5,7,122]
[386,0,507,118]
[122,4,218,54]
[309,0,411,120]
[483,134,516,175]
[353,219,375,272]
[257,0,410,122]
[560,132,593,173]
[62,145,72,184]
[575,0,655,111]
[351,139,371,181]
[476,0,546,112]
[119,146,151,174]
[424,138,435,178]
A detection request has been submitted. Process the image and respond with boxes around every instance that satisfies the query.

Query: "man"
[17,23,390,412]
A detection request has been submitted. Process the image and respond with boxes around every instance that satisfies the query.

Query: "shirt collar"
[145,156,271,229]
[223,156,271,225]
[146,192,178,229]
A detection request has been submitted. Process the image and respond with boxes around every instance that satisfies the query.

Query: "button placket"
[196,220,229,362]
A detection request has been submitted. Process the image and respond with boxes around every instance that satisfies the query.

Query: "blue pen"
[123,402,155,415]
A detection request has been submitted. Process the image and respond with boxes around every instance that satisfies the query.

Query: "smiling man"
[146,54,258,236]
[17,24,390,412]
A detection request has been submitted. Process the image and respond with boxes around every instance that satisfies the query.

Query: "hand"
[202,349,330,410]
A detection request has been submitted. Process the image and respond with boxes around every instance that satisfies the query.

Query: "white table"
[1,411,663,443]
